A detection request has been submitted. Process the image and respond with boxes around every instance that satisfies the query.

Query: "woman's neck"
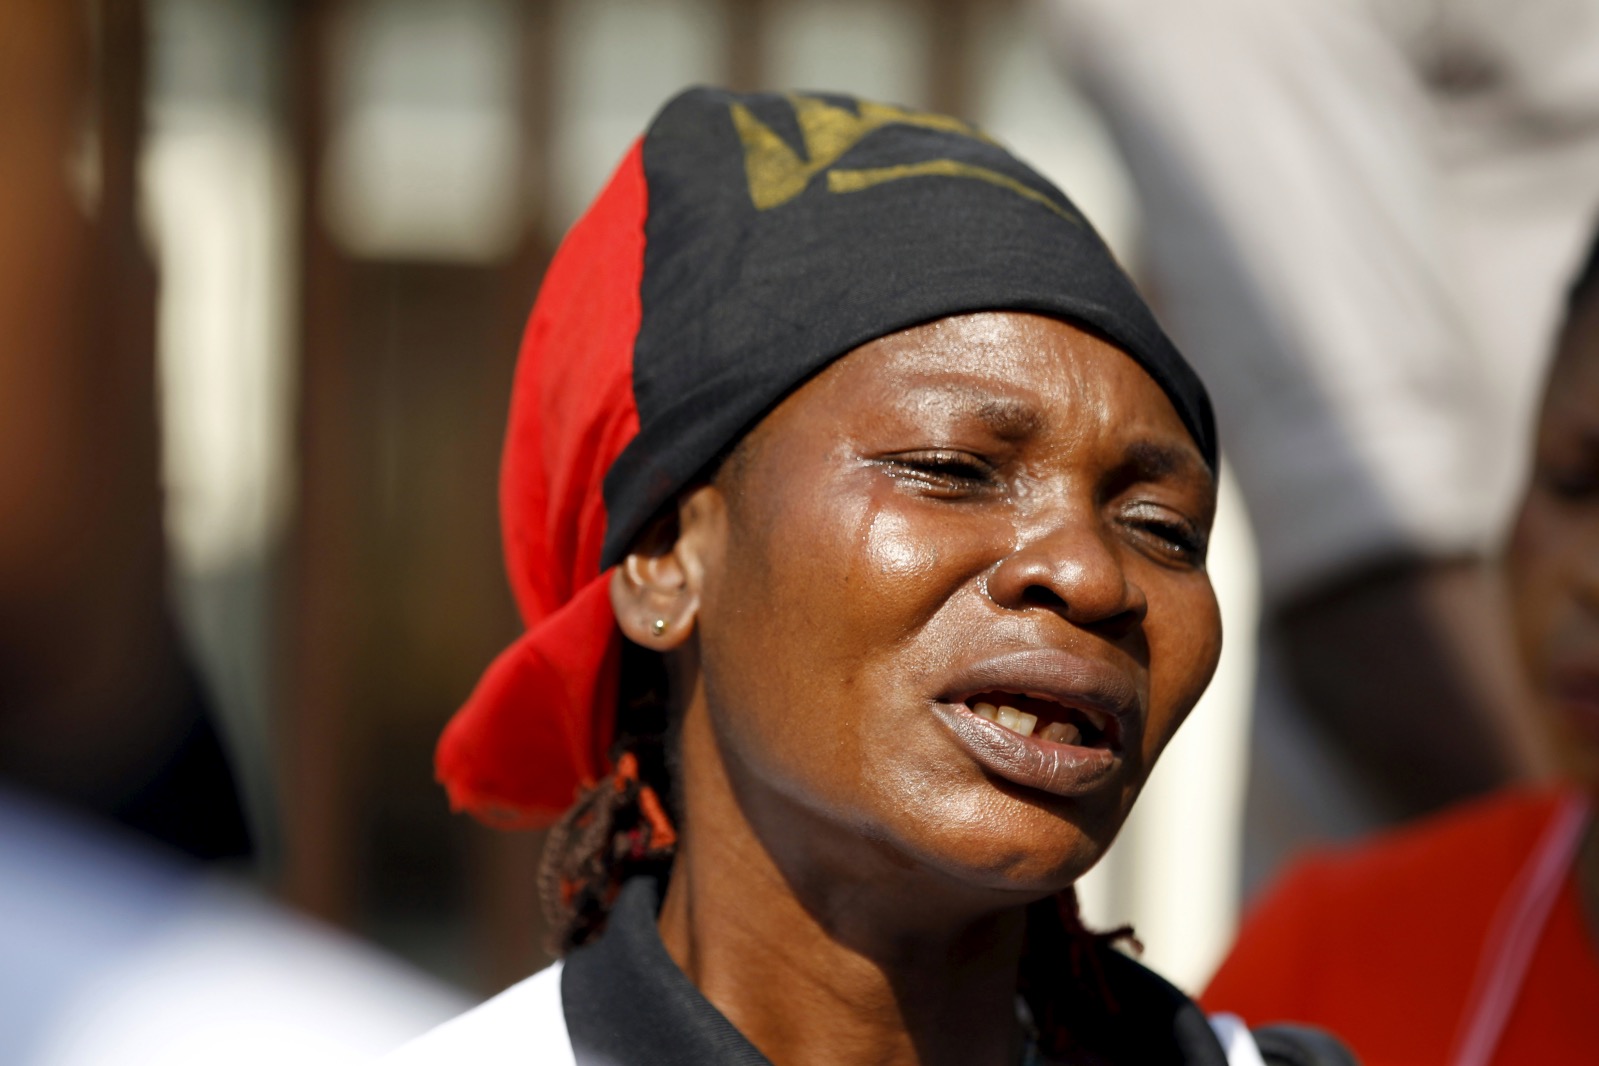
[655,714,1038,1066]
[658,835,1030,1066]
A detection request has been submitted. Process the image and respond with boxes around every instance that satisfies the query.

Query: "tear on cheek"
[865,508,939,578]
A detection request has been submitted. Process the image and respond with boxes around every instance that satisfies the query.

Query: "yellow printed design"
[729,94,1077,225]
[827,161,1079,225]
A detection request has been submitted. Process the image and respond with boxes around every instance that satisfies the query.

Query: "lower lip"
[929,702,1120,797]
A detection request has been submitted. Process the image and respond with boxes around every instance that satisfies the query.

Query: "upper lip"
[937,648,1141,737]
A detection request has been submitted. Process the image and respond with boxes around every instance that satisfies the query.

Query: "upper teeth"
[972,701,1038,737]
[971,699,1095,745]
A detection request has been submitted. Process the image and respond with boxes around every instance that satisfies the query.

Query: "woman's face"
[1508,294,1599,793]
[680,311,1221,897]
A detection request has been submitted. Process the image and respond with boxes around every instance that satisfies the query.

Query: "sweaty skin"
[612,312,1221,1066]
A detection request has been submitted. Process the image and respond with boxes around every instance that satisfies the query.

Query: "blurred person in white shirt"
[0,788,466,1066]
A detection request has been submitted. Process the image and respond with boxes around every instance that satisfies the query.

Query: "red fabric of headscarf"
[435,142,647,827]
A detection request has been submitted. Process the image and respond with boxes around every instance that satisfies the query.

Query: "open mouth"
[929,650,1134,797]
[962,691,1115,749]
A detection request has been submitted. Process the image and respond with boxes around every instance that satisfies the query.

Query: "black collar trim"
[560,877,1228,1066]
[562,878,771,1065]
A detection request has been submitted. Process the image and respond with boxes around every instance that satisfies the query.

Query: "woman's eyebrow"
[1121,439,1211,484]
[906,383,1045,439]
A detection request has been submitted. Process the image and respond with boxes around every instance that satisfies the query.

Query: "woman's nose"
[984,515,1147,629]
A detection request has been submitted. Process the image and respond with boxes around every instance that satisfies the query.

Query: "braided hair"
[536,639,679,954]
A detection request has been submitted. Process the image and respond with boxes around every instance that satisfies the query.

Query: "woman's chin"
[736,732,1132,907]
[855,790,1121,903]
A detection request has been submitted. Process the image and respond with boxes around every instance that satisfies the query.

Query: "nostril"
[1021,585,1068,611]
[1017,583,1143,633]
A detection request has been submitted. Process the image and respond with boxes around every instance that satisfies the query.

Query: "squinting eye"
[1121,505,1207,565]
[881,451,998,497]
[1149,522,1207,562]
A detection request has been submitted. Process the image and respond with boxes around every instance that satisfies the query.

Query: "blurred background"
[11,0,1591,1049]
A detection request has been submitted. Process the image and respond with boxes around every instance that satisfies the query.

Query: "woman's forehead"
[823,314,1203,443]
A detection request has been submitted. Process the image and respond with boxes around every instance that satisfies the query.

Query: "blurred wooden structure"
[281,0,553,990]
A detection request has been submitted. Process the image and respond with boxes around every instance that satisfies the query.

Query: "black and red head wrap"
[437,86,1217,827]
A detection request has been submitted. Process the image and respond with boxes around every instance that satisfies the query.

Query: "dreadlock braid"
[536,640,679,954]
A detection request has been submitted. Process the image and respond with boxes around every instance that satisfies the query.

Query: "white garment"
[0,790,469,1066]
[1209,1014,1269,1066]
[384,963,572,1066]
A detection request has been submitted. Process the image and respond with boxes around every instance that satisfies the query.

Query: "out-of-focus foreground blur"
[9,0,1252,1009]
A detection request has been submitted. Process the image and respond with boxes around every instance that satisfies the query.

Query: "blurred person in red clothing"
[1202,226,1599,1065]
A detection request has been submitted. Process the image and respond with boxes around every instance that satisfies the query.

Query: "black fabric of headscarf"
[600,86,1216,567]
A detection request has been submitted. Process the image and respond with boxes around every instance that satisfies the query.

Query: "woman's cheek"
[862,504,940,581]
[1143,578,1222,760]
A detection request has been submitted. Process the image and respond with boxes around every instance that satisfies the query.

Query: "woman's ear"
[610,484,722,649]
